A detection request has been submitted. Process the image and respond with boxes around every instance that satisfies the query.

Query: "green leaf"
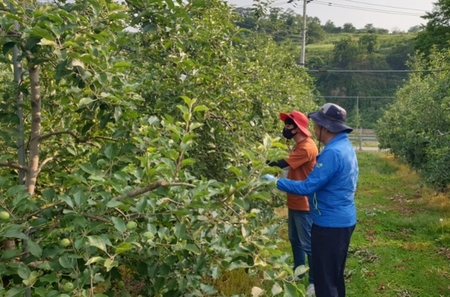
[148,116,159,125]
[5,287,26,297]
[108,11,128,21]
[184,243,200,255]
[271,283,282,295]
[23,271,39,286]
[111,216,126,233]
[174,223,186,239]
[79,164,102,176]
[17,263,31,279]
[12,191,30,207]
[3,42,16,55]
[104,258,118,272]
[27,239,42,257]
[40,273,59,283]
[74,191,88,206]
[106,199,123,208]
[189,122,203,131]
[294,265,309,277]
[200,283,217,295]
[181,158,195,167]
[79,97,96,107]
[113,61,131,68]
[59,255,75,269]
[42,188,56,202]
[1,249,19,260]
[193,105,208,112]
[176,104,189,116]
[87,235,107,252]
[29,27,53,40]
[252,286,264,297]
[114,107,123,121]
[6,185,27,196]
[104,144,118,160]
[165,0,175,9]
[135,197,148,213]
[180,95,192,106]
[115,242,133,255]
[86,256,105,265]
[39,38,56,46]
[283,282,299,297]
[58,194,74,208]
[249,191,271,201]
[211,265,221,279]
[4,224,28,239]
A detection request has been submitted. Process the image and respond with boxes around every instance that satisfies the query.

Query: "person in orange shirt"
[268,110,318,296]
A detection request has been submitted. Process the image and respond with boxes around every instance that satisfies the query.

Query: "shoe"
[306,284,315,297]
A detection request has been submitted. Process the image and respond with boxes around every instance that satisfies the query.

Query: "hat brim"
[308,112,353,133]
[280,112,312,137]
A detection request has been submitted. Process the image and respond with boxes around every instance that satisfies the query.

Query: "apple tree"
[0,0,316,296]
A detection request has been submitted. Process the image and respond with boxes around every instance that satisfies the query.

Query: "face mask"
[283,128,297,139]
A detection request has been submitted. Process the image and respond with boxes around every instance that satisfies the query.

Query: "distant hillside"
[233,6,419,128]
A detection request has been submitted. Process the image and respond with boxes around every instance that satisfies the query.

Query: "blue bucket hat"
[308,103,353,133]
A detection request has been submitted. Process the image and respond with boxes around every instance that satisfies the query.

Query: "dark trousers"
[311,224,355,297]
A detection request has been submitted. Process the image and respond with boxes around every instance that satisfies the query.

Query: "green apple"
[143,231,153,239]
[59,238,71,247]
[118,280,125,288]
[126,221,137,230]
[63,282,74,292]
[0,211,10,220]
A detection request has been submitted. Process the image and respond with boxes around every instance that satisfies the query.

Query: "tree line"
[234,1,450,191]
[232,4,419,129]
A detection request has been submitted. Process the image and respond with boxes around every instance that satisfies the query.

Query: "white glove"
[261,174,277,182]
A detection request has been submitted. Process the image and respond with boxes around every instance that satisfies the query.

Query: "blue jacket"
[276,133,358,227]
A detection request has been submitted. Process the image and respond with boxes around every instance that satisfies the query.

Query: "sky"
[224,0,435,32]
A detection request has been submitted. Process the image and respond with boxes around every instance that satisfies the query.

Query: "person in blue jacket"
[263,103,358,297]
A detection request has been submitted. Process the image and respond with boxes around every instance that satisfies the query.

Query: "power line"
[335,0,426,12]
[313,1,422,17]
[233,0,424,17]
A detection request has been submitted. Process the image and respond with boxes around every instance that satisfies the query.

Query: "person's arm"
[266,159,289,168]
[276,150,338,195]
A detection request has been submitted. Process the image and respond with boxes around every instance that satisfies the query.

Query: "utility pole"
[300,0,312,67]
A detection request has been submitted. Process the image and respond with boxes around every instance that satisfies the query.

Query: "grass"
[352,141,379,148]
[216,151,450,296]
[346,152,450,297]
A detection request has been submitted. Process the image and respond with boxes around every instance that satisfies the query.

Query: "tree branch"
[437,130,450,137]
[115,180,196,201]
[25,202,64,220]
[38,157,54,173]
[82,214,110,223]
[164,182,196,188]
[0,162,29,172]
[115,180,168,200]
[38,130,82,142]
[38,130,118,146]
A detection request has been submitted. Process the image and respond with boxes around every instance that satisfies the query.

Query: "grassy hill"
[303,32,417,129]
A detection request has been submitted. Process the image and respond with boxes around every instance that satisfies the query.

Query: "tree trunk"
[26,65,41,196]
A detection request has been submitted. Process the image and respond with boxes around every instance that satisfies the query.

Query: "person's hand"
[261,174,277,183]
